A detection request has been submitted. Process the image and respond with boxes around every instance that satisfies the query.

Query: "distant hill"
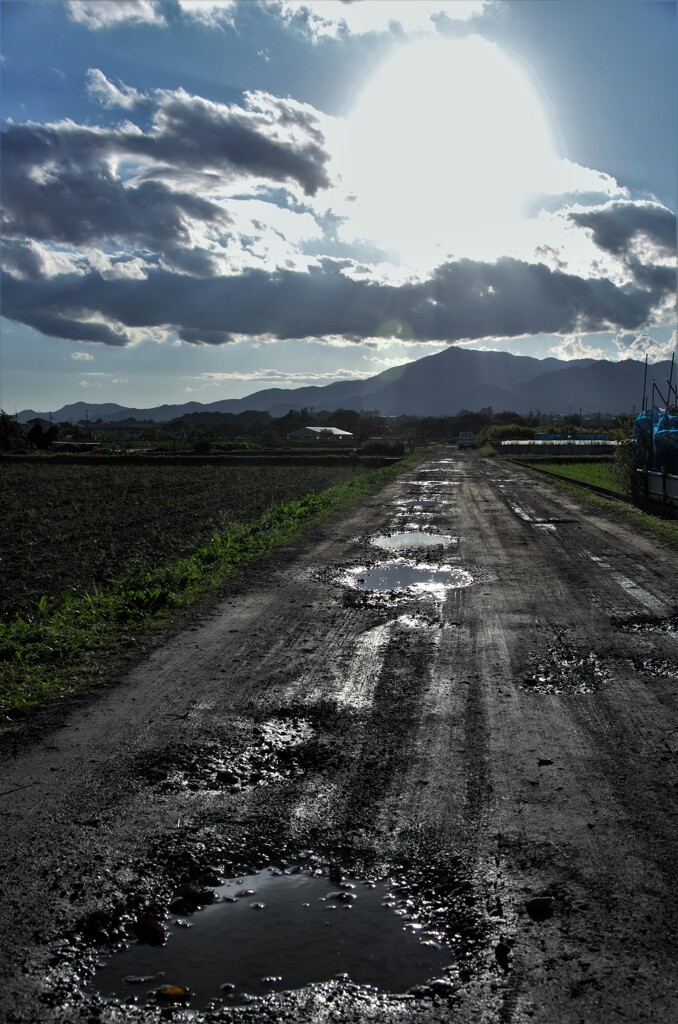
[18,346,671,424]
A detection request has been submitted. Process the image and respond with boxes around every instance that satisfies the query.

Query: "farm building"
[287,426,353,441]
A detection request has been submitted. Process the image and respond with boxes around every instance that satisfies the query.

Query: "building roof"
[287,426,353,438]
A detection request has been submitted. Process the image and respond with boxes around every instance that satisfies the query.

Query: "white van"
[458,432,475,449]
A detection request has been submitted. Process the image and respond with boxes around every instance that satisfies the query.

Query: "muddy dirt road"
[1,451,677,1023]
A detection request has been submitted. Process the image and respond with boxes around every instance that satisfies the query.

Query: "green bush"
[476,423,536,448]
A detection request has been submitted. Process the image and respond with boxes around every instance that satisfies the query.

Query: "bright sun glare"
[332,35,557,272]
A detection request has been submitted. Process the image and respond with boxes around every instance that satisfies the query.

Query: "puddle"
[371,532,459,551]
[392,510,438,521]
[343,561,474,598]
[393,499,448,509]
[401,479,441,487]
[91,870,452,1010]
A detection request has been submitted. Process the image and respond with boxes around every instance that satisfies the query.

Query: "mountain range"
[19,346,672,423]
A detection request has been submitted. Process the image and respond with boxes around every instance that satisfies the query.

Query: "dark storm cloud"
[19,309,130,347]
[1,155,225,248]
[2,256,671,347]
[569,201,676,257]
[133,90,330,195]
[178,328,236,345]
[1,82,331,255]
[624,259,677,295]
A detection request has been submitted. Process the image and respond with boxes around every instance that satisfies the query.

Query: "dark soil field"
[0,462,359,621]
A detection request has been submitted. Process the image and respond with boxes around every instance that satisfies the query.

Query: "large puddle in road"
[371,532,459,551]
[343,561,474,597]
[91,870,452,1010]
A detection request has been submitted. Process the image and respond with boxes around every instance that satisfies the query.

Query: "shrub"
[476,423,536,448]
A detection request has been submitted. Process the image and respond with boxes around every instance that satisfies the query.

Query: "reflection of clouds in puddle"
[392,511,438,521]
[372,532,458,551]
[393,499,448,509]
[343,561,474,599]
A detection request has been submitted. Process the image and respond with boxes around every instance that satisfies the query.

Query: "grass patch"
[0,459,416,717]
[510,461,678,551]
[534,460,623,492]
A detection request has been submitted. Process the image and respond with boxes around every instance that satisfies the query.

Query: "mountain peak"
[17,347,665,423]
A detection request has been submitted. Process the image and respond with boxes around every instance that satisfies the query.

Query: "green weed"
[0,459,416,717]
[534,461,622,491]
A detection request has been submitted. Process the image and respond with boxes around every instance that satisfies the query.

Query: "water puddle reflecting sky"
[393,499,448,509]
[343,561,474,598]
[372,532,459,551]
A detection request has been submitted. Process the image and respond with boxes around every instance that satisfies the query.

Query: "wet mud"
[612,611,678,634]
[2,448,678,1024]
[520,634,605,694]
[134,718,314,793]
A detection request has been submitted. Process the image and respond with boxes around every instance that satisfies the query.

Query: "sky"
[1,0,676,414]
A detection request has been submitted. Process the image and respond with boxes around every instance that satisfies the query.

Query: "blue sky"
[1,0,676,414]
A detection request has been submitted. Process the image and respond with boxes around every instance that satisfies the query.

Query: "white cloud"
[176,0,236,25]
[184,367,373,390]
[71,351,95,361]
[276,1,488,39]
[614,330,677,363]
[66,1,164,30]
[67,0,485,36]
[86,68,143,110]
[101,260,150,281]
[79,371,129,384]
[369,355,414,369]
[548,336,608,361]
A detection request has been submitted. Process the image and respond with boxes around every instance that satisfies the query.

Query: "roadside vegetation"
[0,459,420,718]
[530,460,623,492]
[476,418,631,450]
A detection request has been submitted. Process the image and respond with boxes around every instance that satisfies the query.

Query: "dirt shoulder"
[0,451,676,1023]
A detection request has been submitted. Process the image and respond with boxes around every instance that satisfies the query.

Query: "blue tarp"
[634,408,678,474]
